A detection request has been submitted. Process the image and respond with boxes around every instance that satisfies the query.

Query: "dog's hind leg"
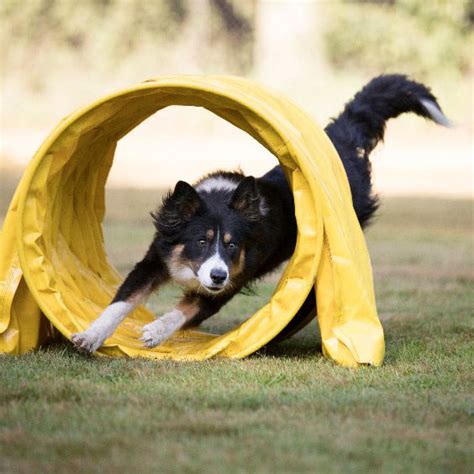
[72,245,169,353]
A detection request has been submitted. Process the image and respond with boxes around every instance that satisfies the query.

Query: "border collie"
[72,74,449,353]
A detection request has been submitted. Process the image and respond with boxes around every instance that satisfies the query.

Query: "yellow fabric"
[0,75,384,366]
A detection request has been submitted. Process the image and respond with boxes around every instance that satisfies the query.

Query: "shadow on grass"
[42,322,325,362]
[257,339,324,360]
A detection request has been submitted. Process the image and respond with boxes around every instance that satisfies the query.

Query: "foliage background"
[325,0,473,79]
[1,0,472,195]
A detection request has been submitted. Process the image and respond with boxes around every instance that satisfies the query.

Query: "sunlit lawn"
[1,182,473,473]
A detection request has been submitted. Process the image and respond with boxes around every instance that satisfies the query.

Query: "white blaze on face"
[197,230,229,288]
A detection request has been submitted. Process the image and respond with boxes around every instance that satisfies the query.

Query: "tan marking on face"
[169,244,187,271]
[206,229,215,240]
[173,244,184,256]
[223,232,232,244]
[168,244,199,282]
[231,249,245,278]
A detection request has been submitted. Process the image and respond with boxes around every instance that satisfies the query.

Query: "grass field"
[0,183,473,473]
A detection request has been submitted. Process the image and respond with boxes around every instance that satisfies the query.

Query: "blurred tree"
[324,0,473,79]
[0,0,257,94]
[0,0,190,91]
[209,0,256,73]
[210,0,253,38]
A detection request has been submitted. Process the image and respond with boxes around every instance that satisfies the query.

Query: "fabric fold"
[0,75,384,366]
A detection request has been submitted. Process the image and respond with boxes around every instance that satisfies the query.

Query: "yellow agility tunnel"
[0,75,384,366]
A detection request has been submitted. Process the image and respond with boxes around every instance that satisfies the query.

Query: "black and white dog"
[72,74,449,352]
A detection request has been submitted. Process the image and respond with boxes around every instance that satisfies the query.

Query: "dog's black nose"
[210,268,227,285]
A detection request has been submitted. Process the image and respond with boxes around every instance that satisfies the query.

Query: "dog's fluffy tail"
[325,74,451,156]
[273,75,451,344]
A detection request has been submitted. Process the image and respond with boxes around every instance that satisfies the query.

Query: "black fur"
[102,75,451,343]
[324,74,449,226]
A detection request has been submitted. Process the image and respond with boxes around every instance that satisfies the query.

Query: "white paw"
[71,330,106,353]
[140,309,185,348]
[140,319,174,348]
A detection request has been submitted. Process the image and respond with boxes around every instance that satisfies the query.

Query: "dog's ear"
[171,181,203,218]
[152,181,203,233]
[230,177,262,221]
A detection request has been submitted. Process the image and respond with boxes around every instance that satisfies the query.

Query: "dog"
[72,74,450,352]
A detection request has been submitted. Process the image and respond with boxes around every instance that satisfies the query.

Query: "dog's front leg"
[141,292,231,348]
[72,248,168,353]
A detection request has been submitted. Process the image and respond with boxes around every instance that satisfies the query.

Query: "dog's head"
[152,177,265,295]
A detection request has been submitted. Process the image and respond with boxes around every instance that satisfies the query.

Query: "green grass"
[1,184,473,473]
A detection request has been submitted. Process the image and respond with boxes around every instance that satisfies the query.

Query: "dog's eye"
[198,239,206,246]
[228,242,237,250]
